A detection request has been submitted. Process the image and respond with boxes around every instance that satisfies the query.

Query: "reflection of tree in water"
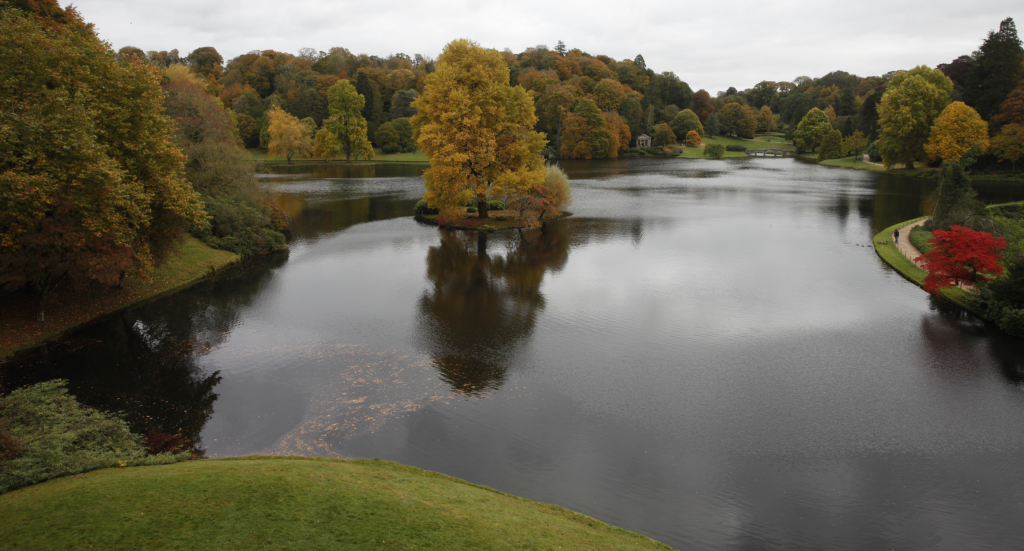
[872,176,936,234]
[919,296,1024,385]
[417,222,570,395]
[0,253,287,454]
[271,192,420,240]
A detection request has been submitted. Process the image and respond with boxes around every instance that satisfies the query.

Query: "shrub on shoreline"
[704,144,726,158]
[0,381,188,494]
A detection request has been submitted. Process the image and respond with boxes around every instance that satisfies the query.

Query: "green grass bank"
[0,237,238,360]
[872,217,971,310]
[817,156,889,172]
[677,135,796,159]
[0,456,673,550]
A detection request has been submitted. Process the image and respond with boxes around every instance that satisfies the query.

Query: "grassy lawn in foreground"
[0,456,673,550]
[0,236,238,359]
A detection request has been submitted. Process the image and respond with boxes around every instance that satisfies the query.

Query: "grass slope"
[678,135,795,159]
[0,237,238,360]
[817,156,888,172]
[0,456,673,550]
[872,218,969,308]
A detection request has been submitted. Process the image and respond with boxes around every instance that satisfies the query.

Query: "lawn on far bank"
[0,456,673,550]
[817,155,889,172]
[247,148,427,164]
[0,236,238,360]
[678,135,795,159]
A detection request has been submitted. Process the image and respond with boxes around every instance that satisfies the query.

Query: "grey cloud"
[77,0,1022,93]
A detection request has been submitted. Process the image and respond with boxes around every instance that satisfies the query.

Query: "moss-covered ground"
[0,237,238,360]
[0,456,673,550]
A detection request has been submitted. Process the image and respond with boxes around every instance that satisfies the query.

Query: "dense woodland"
[2,0,1024,326]
[111,19,1024,169]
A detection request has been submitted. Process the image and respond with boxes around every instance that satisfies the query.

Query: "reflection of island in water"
[0,254,286,455]
[264,163,425,241]
[416,221,570,395]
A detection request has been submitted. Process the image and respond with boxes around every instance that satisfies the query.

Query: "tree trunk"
[477,193,489,219]
[34,270,65,323]
[905,161,914,169]
[477,231,488,254]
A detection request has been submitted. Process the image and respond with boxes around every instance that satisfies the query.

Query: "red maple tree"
[915,225,1007,293]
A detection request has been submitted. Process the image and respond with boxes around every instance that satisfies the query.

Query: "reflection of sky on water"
[6,157,1024,550]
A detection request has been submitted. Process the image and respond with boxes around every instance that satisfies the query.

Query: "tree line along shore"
[2,2,1024,547]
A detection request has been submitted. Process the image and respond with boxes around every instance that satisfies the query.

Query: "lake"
[4,158,1024,550]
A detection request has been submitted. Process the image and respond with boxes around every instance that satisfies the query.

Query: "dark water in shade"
[4,158,1024,550]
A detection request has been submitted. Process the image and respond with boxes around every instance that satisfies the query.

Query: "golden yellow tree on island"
[412,39,547,220]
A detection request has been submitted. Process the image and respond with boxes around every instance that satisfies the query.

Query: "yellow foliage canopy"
[267,107,313,163]
[924,101,989,163]
[412,39,546,218]
[991,123,1024,168]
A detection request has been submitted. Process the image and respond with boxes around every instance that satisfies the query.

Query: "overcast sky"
[74,0,1023,94]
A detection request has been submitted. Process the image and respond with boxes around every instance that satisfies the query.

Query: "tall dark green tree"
[291,87,328,126]
[748,81,778,108]
[186,46,223,77]
[837,86,856,116]
[390,89,419,118]
[928,162,982,231]
[858,89,884,139]
[355,72,383,142]
[840,117,854,137]
[705,113,721,137]
[817,128,844,162]
[964,17,1024,120]
[780,92,815,125]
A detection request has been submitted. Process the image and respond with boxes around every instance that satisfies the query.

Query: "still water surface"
[4,158,1024,549]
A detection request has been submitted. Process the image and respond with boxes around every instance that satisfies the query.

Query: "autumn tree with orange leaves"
[693,89,716,125]
[924,102,989,164]
[0,6,205,321]
[412,39,546,221]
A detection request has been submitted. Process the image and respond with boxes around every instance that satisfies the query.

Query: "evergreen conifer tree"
[928,162,982,230]
[705,113,721,137]
[817,129,844,162]
[964,17,1024,120]
[356,72,383,141]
